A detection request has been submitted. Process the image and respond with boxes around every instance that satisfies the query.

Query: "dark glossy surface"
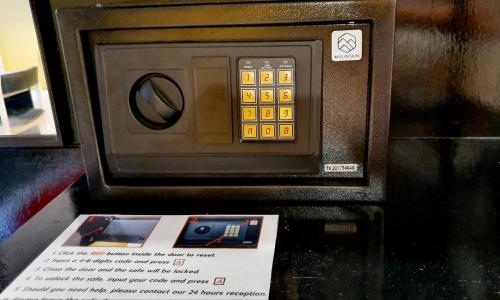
[1,140,499,299]
[385,139,500,299]
[0,148,83,242]
[392,0,500,137]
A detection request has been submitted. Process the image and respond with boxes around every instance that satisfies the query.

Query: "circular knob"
[129,74,184,130]
[195,226,211,235]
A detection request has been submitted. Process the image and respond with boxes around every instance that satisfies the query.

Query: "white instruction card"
[0,215,279,300]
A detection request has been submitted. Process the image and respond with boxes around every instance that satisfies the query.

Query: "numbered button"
[261,124,276,139]
[260,106,275,121]
[241,70,256,85]
[242,106,257,121]
[278,88,294,103]
[279,106,294,121]
[260,88,275,103]
[278,70,293,84]
[278,123,294,140]
[242,123,258,140]
[259,70,274,85]
[241,89,256,104]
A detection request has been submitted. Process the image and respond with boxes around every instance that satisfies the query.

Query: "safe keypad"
[239,58,295,141]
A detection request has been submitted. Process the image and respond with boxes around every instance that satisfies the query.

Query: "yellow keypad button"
[241,70,256,85]
[242,123,258,139]
[259,70,274,85]
[260,106,275,121]
[242,106,257,121]
[260,88,275,103]
[279,106,294,121]
[241,89,256,104]
[261,124,276,139]
[278,123,294,139]
[278,70,293,84]
[279,88,294,103]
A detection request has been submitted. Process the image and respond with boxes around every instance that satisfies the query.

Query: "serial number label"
[324,164,359,173]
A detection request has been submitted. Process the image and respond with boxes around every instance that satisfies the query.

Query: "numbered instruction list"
[0,215,278,299]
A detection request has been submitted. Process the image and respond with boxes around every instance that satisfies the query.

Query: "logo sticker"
[331,30,363,61]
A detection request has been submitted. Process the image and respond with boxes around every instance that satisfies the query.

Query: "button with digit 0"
[261,124,276,139]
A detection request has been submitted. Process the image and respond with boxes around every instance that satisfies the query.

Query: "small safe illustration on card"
[175,217,263,248]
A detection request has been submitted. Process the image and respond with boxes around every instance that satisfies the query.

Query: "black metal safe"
[35,0,395,202]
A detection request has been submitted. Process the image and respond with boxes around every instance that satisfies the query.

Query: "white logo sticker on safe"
[324,164,359,173]
[331,30,363,61]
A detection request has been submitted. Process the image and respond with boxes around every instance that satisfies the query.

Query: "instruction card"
[0,215,278,300]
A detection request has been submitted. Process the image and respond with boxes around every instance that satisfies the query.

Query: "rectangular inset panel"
[192,57,232,144]
[94,40,320,176]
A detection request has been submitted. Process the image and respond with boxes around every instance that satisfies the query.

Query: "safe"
[34,0,395,202]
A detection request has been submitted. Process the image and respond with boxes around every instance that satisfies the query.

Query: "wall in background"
[0,0,47,89]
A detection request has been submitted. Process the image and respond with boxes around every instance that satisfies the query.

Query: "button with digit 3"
[278,69,293,84]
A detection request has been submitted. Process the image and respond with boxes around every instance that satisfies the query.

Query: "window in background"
[0,0,57,137]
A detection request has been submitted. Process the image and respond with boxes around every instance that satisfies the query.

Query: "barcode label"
[324,164,359,173]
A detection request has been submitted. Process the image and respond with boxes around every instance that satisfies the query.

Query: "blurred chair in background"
[0,66,46,135]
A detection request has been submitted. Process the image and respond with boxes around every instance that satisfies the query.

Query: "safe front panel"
[90,25,369,178]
